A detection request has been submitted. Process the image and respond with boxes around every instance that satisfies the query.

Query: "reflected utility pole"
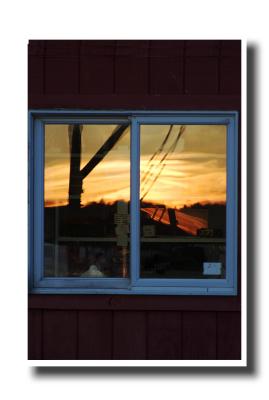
[68,124,83,208]
[68,124,129,208]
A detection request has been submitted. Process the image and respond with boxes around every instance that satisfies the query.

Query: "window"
[28,110,238,295]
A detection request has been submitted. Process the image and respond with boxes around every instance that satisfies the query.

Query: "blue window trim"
[28,110,238,295]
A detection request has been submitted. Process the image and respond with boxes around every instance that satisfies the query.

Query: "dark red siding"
[147,311,181,359]
[28,296,241,360]
[43,310,77,360]
[78,311,113,359]
[28,39,241,360]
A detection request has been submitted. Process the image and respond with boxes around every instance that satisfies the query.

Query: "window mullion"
[130,117,140,286]
[34,119,45,286]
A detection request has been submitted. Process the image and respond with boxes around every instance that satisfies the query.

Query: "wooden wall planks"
[29,294,241,311]
[44,41,80,95]
[147,311,181,359]
[80,41,116,94]
[114,41,149,94]
[185,57,219,94]
[217,312,241,360]
[28,40,241,360]
[78,311,113,359]
[149,41,184,95]
[220,56,241,94]
[28,39,241,102]
[28,41,45,95]
[28,93,240,110]
[182,312,217,360]
[28,309,241,360]
[113,311,147,359]
[43,310,77,360]
[28,309,42,360]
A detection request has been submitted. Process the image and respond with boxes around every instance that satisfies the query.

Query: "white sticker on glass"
[203,262,222,275]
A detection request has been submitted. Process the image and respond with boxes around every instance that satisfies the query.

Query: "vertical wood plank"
[220,56,241,94]
[182,311,217,359]
[43,310,77,360]
[28,41,45,95]
[221,41,241,57]
[149,41,184,94]
[113,311,146,359]
[185,40,220,57]
[185,57,219,94]
[44,40,80,94]
[78,311,112,359]
[115,41,148,94]
[28,309,42,360]
[217,312,241,359]
[147,311,181,359]
[80,40,116,94]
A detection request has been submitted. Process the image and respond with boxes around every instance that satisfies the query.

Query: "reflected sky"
[44,124,226,208]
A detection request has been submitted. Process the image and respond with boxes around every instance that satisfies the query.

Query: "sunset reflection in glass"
[44,124,130,278]
[44,123,227,280]
[140,125,226,279]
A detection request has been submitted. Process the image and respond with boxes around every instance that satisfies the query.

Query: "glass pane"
[44,124,130,277]
[140,124,226,279]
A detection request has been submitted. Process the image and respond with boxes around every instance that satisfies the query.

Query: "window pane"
[44,124,130,277]
[140,124,226,279]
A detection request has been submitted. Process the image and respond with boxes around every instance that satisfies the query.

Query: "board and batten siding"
[28,40,241,360]
[28,296,241,360]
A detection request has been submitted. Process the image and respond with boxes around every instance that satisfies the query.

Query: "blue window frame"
[28,110,238,295]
